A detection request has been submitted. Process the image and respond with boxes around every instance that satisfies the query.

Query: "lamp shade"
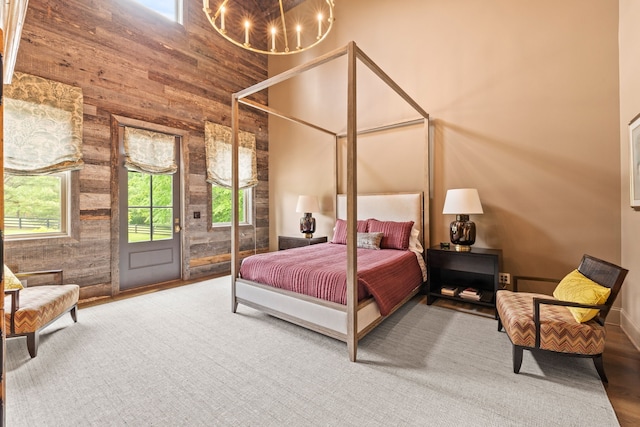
[296,195,320,213]
[442,189,483,215]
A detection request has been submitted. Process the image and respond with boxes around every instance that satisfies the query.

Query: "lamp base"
[453,244,472,252]
[449,214,476,250]
[300,213,316,238]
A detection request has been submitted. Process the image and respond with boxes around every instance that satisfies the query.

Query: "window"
[212,186,252,226]
[4,172,70,238]
[3,73,83,241]
[132,0,183,23]
[128,171,174,243]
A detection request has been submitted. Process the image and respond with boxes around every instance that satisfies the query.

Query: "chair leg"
[513,345,523,374]
[593,354,608,383]
[70,305,78,323]
[497,316,503,332]
[26,332,39,358]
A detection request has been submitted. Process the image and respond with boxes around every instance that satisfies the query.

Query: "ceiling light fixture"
[203,0,335,55]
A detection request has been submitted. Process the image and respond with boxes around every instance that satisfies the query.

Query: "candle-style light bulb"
[317,13,323,39]
[244,20,250,46]
[220,6,225,31]
[271,27,276,52]
[296,25,301,49]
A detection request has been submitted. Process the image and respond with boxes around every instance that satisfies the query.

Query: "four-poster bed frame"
[230,41,430,361]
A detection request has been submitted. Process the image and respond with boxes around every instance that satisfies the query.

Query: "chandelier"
[203,0,335,55]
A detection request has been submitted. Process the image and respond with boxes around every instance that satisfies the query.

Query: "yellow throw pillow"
[4,265,24,290]
[553,269,611,323]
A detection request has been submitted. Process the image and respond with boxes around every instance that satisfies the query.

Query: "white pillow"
[408,227,423,253]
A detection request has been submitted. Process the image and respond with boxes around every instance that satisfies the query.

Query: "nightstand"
[278,235,328,250]
[426,246,502,316]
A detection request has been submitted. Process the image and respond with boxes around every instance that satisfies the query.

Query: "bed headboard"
[336,193,425,248]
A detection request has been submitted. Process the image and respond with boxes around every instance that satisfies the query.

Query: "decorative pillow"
[367,219,414,250]
[4,265,24,290]
[552,269,611,323]
[331,219,368,244]
[356,232,384,250]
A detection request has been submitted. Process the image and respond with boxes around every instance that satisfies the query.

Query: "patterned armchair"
[4,268,79,358]
[496,255,628,382]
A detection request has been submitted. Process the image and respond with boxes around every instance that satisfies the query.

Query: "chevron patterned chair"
[4,267,79,358]
[496,254,628,382]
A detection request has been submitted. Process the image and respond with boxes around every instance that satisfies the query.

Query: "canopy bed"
[229,41,430,361]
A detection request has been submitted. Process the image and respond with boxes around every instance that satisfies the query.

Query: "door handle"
[174,225,181,233]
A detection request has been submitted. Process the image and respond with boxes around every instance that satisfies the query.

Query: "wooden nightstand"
[278,236,328,250]
[426,246,502,316]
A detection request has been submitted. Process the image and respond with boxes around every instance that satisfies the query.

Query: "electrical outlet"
[499,272,511,285]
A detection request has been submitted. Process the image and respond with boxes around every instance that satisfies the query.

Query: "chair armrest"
[512,276,559,292]
[4,288,20,309]
[14,269,63,286]
[532,297,607,347]
[3,288,20,335]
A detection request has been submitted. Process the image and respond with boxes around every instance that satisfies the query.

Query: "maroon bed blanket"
[239,243,424,316]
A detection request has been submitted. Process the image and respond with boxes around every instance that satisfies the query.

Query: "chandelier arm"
[278,0,290,52]
[210,0,229,21]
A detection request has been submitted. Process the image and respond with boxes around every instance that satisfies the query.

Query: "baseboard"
[620,310,640,351]
[606,307,621,325]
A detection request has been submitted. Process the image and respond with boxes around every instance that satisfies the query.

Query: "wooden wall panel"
[4,0,270,296]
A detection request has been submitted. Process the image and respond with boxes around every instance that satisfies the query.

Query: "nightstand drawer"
[428,251,497,275]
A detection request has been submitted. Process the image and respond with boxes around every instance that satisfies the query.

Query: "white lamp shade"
[442,188,484,215]
[296,195,320,213]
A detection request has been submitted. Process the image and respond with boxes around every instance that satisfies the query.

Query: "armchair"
[4,268,79,358]
[496,254,628,382]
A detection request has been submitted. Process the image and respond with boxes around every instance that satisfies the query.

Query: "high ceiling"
[242,0,307,18]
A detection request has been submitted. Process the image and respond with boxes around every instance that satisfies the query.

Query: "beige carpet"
[5,276,619,426]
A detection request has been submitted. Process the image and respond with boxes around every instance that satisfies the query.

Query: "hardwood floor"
[604,325,640,426]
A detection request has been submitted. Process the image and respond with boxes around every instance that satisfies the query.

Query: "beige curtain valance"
[123,127,177,175]
[4,72,84,175]
[205,122,257,189]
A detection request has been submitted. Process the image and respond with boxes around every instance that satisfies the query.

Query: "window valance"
[4,72,84,175]
[123,127,177,175]
[205,122,257,189]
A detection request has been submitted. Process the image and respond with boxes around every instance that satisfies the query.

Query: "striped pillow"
[367,219,414,250]
[331,219,368,244]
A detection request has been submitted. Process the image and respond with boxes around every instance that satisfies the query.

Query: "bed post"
[231,93,240,313]
[346,41,358,362]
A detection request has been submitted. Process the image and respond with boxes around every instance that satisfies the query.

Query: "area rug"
[5,277,619,426]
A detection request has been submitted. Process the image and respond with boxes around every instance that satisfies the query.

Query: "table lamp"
[442,188,483,251]
[296,195,320,238]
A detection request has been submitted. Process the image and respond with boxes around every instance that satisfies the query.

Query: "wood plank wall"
[4,0,270,300]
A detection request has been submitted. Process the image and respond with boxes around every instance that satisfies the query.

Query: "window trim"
[210,186,254,229]
[4,170,78,241]
[132,0,184,25]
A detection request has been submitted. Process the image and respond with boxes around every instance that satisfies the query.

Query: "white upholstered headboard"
[336,193,425,249]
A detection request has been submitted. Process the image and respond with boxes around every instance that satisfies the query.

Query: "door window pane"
[152,208,172,241]
[128,172,150,206]
[128,208,151,242]
[128,171,174,243]
[152,174,173,207]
